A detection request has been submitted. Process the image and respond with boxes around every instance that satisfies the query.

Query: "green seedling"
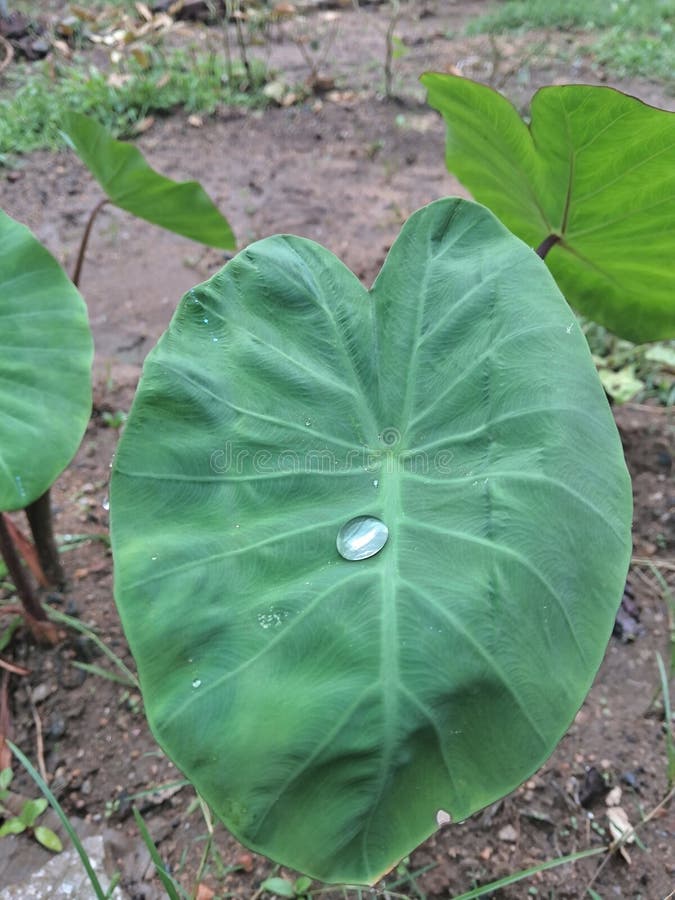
[0,767,63,852]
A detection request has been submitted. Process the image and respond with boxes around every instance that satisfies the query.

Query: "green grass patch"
[0,47,268,159]
[466,0,675,81]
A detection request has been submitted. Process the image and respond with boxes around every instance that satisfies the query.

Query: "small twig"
[27,685,47,783]
[584,784,675,894]
[0,33,13,77]
[384,0,401,99]
[487,32,502,87]
[232,0,252,83]
[0,670,11,771]
[0,658,30,676]
[632,557,675,572]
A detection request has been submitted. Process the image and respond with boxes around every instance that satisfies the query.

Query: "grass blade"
[71,661,138,688]
[656,651,675,786]
[47,607,139,688]
[8,740,109,900]
[451,847,605,899]
[133,806,188,900]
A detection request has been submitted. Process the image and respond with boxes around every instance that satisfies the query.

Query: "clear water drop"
[101,496,110,511]
[212,337,219,342]
[14,475,26,500]
[192,679,202,689]
[304,418,312,427]
[151,555,158,561]
[372,479,379,488]
[203,317,209,324]
[336,515,388,561]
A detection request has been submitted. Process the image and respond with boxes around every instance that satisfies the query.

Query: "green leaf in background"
[422,75,675,342]
[0,210,93,511]
[60,111,235,251]
[111,199,632,883]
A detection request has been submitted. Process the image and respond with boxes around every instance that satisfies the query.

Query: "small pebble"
[498,824,518,843]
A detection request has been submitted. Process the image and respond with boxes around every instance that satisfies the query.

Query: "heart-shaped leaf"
[0,210,93,511]
[60,112,235,250]
[422,75,675,342]
[111,198,631,884]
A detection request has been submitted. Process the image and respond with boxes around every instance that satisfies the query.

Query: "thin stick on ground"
[584,784,675,895]
[26,684,47,783]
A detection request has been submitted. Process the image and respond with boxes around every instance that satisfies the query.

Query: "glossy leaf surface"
[61,112,235,250]
[423,75,675,342]
[111,199,632,883]
[0,210,93,511]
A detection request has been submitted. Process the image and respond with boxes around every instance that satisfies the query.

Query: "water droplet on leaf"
[192,679,202,688]
[336,515,388,561]
[101,496,110,511]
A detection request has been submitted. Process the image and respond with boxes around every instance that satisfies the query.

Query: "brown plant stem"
[535,233,561,259]
[71,197,110,288]
[25,489,66,592]
[0,514,47,622]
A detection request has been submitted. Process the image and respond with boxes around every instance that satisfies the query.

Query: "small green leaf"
[423,75,675,342]
[0,768,13,791]
[645,345,675,368]
[60,112,235,251]
[19,797,48,827]
[260,877,297,897]
[0,817,26,836]
[598,365,644,403]
[0,210,93,512]
[294,876,312,893]
[34,825,64,853]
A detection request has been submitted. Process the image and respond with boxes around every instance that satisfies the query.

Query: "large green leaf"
[0,210,93,511]
[422,75,675,342]
[110,198,632,884]
[60,112,235,250]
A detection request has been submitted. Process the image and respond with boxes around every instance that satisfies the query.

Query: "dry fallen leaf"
[132,115,155,134]
[187,114,203,127]
[607,805,635,863]
[135,2,153,22]
[606,785,622,807]
[131,46,151,67]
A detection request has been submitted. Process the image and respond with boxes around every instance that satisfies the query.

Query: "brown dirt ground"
[1,2,674,898]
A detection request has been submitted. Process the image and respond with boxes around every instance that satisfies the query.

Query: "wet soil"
[1,2,674,897]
